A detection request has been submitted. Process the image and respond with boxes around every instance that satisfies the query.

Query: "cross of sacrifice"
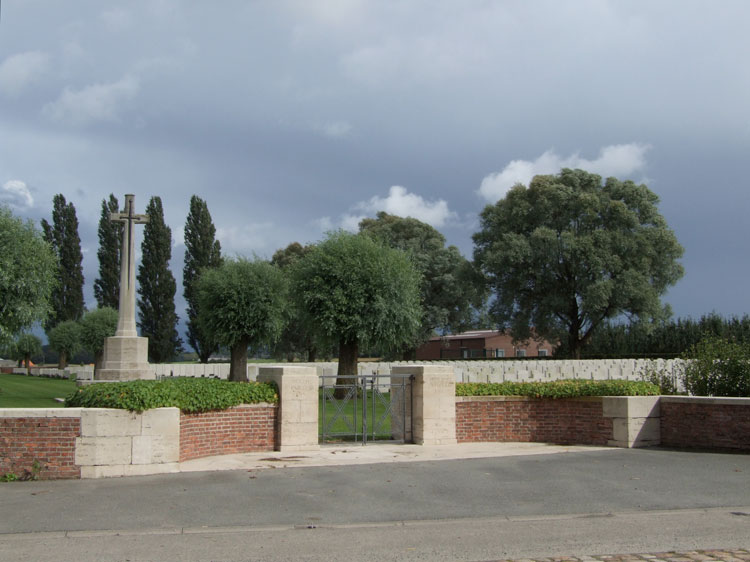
[110,194,149,338]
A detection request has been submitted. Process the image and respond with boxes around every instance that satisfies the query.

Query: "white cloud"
[354,186,456,227]
[0,180,34,210]
[0,51,49,97]
[317,186,457,232]
[340,213,366,232]
[478,143,651,202]
[313,216,334,231]
[42,75,140,126]
[216,222,275,256]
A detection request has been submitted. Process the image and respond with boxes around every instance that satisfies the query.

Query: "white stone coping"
[660,396,750,406]
[0,408,83,418]
[455,395,603,402]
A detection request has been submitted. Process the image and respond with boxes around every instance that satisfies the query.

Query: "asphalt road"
[1,447,749,561]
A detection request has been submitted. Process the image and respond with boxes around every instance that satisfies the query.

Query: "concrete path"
[1,445,749,561]
[179,442,614,472]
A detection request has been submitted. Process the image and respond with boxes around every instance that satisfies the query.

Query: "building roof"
[427,330,502,342]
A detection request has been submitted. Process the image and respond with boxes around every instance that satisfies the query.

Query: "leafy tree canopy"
[270,242,318,361]
[359,212,487,350]
[0,206,57,345]
[293,231,422,380]
[196,258,287,381]
[79,307,119,357]
[473,169,684,358]
[12,333,43,373]
[47,320,82,369]
[183,195,223,363]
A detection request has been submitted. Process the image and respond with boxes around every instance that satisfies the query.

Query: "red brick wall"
[661,400,750,451]
[179,404,278,462]
[0,417,81,479]
[456,397,612,445]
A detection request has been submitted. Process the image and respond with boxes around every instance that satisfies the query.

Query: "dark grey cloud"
[1,0,748,329]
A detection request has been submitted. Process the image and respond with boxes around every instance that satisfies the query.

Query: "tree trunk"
[229,339,249,382]
[198,348,211,364]
[306,340,317,363]
[401,347,416,361]
[569,330,582,360]
[24,355,31,375]
[58,351,68,370]
[93,350,104,377]
[335,337,358,399]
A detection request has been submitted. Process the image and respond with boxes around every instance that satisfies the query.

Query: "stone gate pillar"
[257,366,319,452]
[392,365,457,445]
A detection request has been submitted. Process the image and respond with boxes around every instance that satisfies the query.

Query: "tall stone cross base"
[96,336,154,381]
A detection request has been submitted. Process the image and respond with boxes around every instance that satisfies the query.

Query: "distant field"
[0,374,77,408]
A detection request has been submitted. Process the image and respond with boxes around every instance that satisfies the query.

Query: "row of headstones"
[22,359,686,388]
[12,366,94,379]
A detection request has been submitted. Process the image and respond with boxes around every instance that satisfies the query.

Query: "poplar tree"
[94,194,122,309]
[183,195,222,363]
[41,194,85,331]
[137,196,182,362]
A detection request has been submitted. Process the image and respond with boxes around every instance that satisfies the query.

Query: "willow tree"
[293,231,422,388]
[473,169,684,358]
[0,205,57,346]
[195,258,287,382]
[79,307,118,375]
[47,320,81,369]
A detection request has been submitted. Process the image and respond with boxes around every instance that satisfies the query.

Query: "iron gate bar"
[319,373,414,445]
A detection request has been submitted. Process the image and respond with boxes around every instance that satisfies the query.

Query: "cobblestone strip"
[488,549,750,562]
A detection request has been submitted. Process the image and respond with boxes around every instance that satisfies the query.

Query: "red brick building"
[415,330,553,360]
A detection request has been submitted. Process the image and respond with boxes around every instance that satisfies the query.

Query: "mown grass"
[0,373,77,408]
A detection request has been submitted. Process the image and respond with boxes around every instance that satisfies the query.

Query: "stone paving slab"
[488,550,750,562]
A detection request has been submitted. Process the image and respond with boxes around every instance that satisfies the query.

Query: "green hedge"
[455,379,660,399]
[65,378,278,413]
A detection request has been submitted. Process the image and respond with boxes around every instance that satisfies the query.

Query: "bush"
[681,336,750,397]
[65,377,278,413]
[455,379,660,398]
[637,360,682,395]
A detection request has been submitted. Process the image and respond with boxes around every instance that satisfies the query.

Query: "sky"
[1,1,749,343]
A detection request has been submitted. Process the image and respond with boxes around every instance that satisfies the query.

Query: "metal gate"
[319,374,413,444]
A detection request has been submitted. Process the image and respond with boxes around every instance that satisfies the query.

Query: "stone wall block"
[141,408,180,437]
[602,396,660,419]
[603,396,661,448]
[75,436,132,466]
[131,435,153,464]
[609,417,661,448]
[81,409,142,437]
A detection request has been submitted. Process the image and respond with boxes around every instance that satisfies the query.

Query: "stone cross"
[110,194,148,338]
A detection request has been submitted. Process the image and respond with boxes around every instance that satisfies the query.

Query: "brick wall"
[0,417,81,479]
[660,397,750,451]
[456,396,612,445]
[179,404,278,462]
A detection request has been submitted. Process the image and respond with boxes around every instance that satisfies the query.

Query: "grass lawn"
[0,373,77,408]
